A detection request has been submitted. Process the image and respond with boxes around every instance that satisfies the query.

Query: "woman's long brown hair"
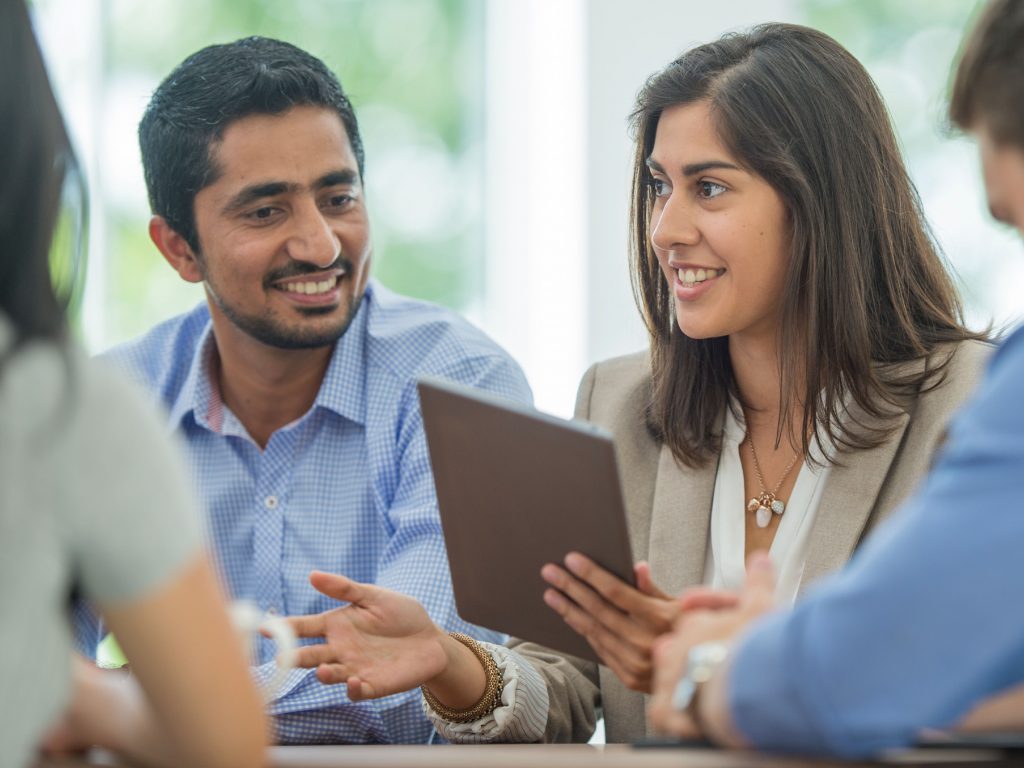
[0,0,80,362]
[630,23,985,467]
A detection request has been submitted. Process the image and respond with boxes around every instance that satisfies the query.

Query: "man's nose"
[650,194,700,253]
[286,202,341,268]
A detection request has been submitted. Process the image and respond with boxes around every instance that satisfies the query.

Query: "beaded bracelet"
[421,632,504,724]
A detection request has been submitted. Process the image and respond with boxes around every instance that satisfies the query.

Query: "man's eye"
[326,194,353,209]
[697,180,726,199]
[250,207,277,220]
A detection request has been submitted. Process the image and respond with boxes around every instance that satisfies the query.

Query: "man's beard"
[201,254,365,350]
[213,292,364,349]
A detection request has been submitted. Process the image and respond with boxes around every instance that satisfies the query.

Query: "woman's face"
[648,101,791,347]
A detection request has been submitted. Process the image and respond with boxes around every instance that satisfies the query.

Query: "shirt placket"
[252,428,297,665]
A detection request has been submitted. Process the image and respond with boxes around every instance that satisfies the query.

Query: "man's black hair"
[139,36,365,252]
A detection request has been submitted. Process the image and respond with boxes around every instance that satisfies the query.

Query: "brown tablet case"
[418,376,635,663]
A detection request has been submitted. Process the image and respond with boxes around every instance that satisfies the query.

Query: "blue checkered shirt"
[75,280,532,744]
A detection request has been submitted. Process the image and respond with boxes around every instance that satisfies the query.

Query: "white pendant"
[771,499,785,515]
[755,505,771,528]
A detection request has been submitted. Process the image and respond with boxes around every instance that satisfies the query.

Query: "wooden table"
[34,743,1021,768]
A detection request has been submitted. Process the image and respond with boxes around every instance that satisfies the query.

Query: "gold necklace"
[746,437,801,529]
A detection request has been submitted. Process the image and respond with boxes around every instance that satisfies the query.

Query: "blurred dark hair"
[139,36,365,253]
[950,0,1024,147]
[0,0,77,360]
[629,23,983,467]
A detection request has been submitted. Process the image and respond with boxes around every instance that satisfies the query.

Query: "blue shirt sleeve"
[729,328,1024,758]
[265,353,533,745]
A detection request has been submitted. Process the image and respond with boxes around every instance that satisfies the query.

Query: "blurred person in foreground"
[647,0,1024,757]
[0,1,268,766]
[74,36,531,744]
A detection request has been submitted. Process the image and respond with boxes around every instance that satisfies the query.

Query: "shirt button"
[264,495,279,510]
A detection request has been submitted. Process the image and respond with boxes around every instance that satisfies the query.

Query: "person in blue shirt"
[647,0,1024,756]
[74,36,532,745]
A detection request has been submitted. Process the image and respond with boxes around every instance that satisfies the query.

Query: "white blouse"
[704,405,832,605]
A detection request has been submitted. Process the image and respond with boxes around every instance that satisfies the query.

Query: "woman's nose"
[650,195,700,253]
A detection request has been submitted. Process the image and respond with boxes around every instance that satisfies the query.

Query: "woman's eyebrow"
[645,157,740,176]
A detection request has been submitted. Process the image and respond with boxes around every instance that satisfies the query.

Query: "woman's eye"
[697,180,726,199]
[648,178,670,197]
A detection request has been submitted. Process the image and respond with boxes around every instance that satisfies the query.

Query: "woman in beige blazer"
[282,24,989,744]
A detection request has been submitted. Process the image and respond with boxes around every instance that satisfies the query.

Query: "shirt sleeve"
[262,353,534,745]
[426,642,549,743]
[62,356,204,605]
[728,329,1024,758]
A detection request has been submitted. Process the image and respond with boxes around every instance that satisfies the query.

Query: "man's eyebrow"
[221,169,360,215]
[645,157,741,176]
[222,182,295,214]
[315,169,360,189]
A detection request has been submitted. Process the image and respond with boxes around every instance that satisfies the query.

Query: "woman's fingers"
[544,587,653,690]
[634,561,672,600]
[584,615,654,692]
[541,565,645,643]
[563,553,642,611]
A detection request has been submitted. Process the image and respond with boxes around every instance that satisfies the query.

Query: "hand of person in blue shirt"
[540,552,681,692]
[649,552,777,743]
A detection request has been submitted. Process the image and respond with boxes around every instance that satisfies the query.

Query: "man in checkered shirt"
[76,36,531,744]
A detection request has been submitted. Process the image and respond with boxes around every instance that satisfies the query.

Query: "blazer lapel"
[800,407,911,590]
[647,443,718,595]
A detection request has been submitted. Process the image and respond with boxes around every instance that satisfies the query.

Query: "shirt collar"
[313,280,371,425]
[164,283,373,433]
[165,320,218,432]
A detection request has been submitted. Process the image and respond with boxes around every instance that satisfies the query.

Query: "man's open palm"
[286,571,448,700]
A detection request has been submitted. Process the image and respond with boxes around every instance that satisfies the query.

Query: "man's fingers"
[285,613,327,639]
[315,663,351,686]
[293,643,342,669]
[345,676,377,700]
[309,570,367,604]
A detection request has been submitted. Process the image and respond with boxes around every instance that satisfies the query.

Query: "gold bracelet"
[421,632,504,724]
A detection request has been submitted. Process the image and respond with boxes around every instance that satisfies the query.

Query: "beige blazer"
[510,340,990,743]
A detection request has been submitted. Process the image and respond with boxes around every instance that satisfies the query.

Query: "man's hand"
[287,571,449,700]
[541,553,680,692]
[648,551,777,741]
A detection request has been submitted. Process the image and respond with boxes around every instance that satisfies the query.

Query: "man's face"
[978,125,1024,240]
[190,105,371,350]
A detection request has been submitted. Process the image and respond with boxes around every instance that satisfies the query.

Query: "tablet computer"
[418,376,635,663]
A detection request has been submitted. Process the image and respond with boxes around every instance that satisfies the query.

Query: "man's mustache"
[264,256,354,286]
